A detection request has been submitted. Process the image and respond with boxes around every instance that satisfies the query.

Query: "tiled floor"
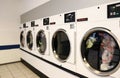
[0,62,40,78]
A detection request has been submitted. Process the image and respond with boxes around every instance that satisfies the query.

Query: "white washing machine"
[34,18,50,59]
[28,19,42,57]
[49,12,76,72]
[76,1,120,78]
[49,14,63,65]
[20,23,26,50]
[25,21,35,54]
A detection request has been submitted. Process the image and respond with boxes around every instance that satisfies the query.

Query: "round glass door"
[81,28,120,75]
[52,30,70,62]
[36,30,46,54]
[26,30,33,50]
[20,31,25,47]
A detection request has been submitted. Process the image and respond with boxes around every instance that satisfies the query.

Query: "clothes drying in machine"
[20,23,26,50]
[76,1,120,77]
[81,29,120,71]
[34,18,50,59]
[26,30,33,50]
[25,21,35,54]
[36,30,47,55]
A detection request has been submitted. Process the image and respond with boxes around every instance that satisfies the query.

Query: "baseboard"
[21,58,49,78]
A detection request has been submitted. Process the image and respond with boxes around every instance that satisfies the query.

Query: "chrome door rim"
[52,29,71,63]
[80,27,120,76]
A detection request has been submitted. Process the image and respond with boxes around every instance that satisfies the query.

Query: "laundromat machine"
[49,12,76,72]
[76,1,120,78]
[20,22,31,51]
[34,17,50,59]
[20,23,26,50]
[20,1,120,78]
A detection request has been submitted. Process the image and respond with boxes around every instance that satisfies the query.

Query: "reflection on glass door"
[81,29,120,74]
[26,30,33,50]
[36,30,46,54]
[20,31,25,47]
[52,30,70,62]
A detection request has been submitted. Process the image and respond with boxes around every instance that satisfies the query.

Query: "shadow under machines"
[20,1,120,78]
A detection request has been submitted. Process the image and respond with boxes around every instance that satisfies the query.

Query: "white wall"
[19,0,50,14]
[0,0,20,45]
[0,0,51,64]
[0,0,50,45]
[0,0,21,64]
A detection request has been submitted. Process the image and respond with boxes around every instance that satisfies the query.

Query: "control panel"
[64,12,75,23]
[23,23,28,28]
[31,21,35,27]
[107,2,120,18]
[43,18,49,25]
[31,21,38,27]
[23,23,26,28]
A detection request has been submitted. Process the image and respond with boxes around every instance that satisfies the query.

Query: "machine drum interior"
[20,31,25,47]
[27,31,33,50]
[81,30,120,74]
[36,30,47,54]
[52,30,70,62]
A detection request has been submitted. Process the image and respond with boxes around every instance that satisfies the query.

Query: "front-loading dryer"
[49,14,63,65]
[20,23,26,50]
[34,18,50,59]
[29,19,42,57]
[76,2,120,78]
[49,12,76,72]
[25,21,35,54]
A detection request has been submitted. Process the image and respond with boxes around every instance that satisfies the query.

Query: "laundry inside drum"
[27,30,33,50]
[81,30,120,72]
[36,30,46,54]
